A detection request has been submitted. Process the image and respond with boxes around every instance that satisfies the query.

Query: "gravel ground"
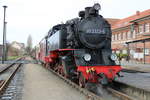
[0,64,7,67]
[0,64,18,80]
[0,65,24,100]
[0,64,8,72]
[22,63,87,100]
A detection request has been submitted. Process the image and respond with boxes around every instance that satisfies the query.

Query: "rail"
[0,63,22,95]
[0,57,24,74]
[48,67,103,100]
[46,66,140,100]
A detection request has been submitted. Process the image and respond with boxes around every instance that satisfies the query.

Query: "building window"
[127,31,131,39]
[139,24,144,34]
[113,34,115,40]
[126,32,128,39]
[143,24,146,32]
[114,35,116,40]
[115,34,118,40]
[117,34,119,40]
[123,32,126,40]
[114,34,115,40]
[132,30,136,38]
[144,48,149,55]
[112,35,114,41]
[118,33,121,40]
[145,23,150,33]
[130,32,133,38]
[120,33,122,40]
[121,33,123,40]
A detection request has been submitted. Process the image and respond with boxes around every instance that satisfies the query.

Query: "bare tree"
[26,34,33,54]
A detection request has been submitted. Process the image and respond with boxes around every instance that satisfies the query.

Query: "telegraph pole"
[2,5,7,64]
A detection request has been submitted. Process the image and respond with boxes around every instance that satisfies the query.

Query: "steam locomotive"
[37,3,122,87]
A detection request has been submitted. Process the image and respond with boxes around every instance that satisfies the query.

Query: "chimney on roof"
[136,11,140,16]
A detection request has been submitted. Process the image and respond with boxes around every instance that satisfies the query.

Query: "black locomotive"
[38,3,121,87]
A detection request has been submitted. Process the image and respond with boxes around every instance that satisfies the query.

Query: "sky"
[0,0,150,46]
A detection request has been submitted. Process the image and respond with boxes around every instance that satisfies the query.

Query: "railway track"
[0,58,24,99]
[1,57,147,100]
[46,66,139,100]
[0,57,24,75]
[0,64,22,95]
[47,67,102,100]
[107,87,137,100]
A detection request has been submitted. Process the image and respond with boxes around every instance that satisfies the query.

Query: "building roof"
[11,41,25,50]
[112,9,150,29]
[106,18,120,26]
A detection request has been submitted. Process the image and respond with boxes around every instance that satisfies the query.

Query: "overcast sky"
[0,0,150,46]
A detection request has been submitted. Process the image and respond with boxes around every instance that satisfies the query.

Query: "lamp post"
[2,5,7,64]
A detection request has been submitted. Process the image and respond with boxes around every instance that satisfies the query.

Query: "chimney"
[136,11,140,16]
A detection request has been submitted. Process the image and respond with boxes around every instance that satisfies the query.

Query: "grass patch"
[7,56,20,60]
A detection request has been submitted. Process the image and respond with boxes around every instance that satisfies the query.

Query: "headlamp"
[110,53,117,61]
[83,54,91,61]
[93,3,101,10]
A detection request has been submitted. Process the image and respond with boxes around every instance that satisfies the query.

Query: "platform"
[120,61,150,72]
[116,71,150,92]
[22,63,87,100]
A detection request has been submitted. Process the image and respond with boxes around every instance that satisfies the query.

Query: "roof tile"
[112,9,150,29]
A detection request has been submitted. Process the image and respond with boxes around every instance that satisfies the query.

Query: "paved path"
[22,63,87,100]
[116,71,150,92]
[120,61,150,72]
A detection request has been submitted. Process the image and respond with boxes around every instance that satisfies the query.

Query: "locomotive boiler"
[38,3,122,87]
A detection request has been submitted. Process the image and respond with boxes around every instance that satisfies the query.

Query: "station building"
[111,9,150,64]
